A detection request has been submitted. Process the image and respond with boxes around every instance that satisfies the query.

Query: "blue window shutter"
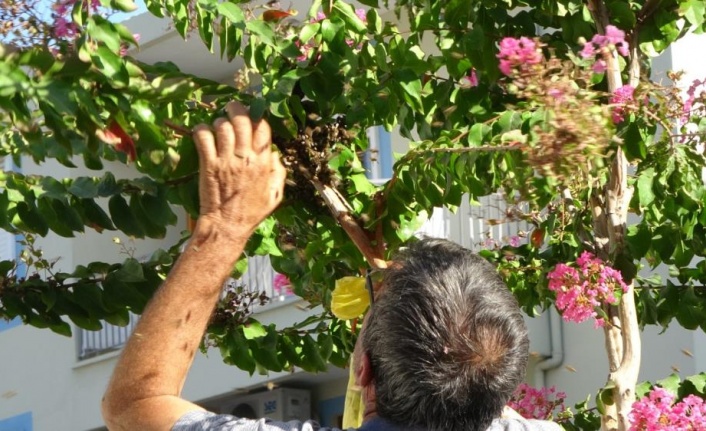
[0,412,33,431]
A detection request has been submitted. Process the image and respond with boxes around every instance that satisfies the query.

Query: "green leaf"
[636,167,656,208]
[68,177,99,199]
[332,2,367,33]
[72,283,109,317]
[683,373,706,395]
[302,333,327,372]
[250,325,282,371]
[80,198,116,231]
[394,69,423,112]
[243,319,268,339]
[656,374,681,395]
[105,0,138,12]
[108,194,145,237]
[217,2,246,25]
[607,2,636,28]
[103,273,148,311]
[680,0,706,28]
[225,328,257,374]
[90,46,129,87]
[246,20,276,47]
[16,201,49,236]
[114,258,146,283]
[87,16,122,52]
[97,172,120,197]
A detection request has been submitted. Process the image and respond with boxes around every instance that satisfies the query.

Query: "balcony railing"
[77,255,296,361]
[77,194,524,360]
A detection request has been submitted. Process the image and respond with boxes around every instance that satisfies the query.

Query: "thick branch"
[307,174,387,269]
[636,0,663,27]
[587,3,640,431]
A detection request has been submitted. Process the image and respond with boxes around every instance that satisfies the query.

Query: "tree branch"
[301,167,387,270]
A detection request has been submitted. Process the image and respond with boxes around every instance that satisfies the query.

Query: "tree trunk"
[586,1,643,430]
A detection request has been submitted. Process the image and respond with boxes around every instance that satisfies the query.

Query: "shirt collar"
[358,417,423,431]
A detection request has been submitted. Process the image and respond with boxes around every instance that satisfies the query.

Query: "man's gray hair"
[362,238,529,431]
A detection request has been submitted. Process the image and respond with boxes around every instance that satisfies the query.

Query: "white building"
[1,8,705,431]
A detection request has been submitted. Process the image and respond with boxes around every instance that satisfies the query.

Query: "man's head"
[360,238,529,431]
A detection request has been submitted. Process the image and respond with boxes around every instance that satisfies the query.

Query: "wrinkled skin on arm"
[101,102,286,431]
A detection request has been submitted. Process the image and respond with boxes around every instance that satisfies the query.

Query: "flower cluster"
[579,25,630,73]
[610,85,636,124]
[508,383,567,420]
[684,78,705,120]
[495,36,614,181]
[53,0,101,40]
[497,37,544,76]
[273,273,294,297]
[629,387,706,431]
[548,251,629,327]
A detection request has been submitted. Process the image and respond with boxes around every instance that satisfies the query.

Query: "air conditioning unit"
[220,388,311,422]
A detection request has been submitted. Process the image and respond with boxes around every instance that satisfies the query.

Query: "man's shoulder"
[488,418,563,431]
[172,411,349,431]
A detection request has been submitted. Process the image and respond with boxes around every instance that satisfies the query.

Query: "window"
[363,126,393,183]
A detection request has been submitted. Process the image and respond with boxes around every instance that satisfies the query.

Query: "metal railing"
[77,312,140,360]
[76,255,296,361]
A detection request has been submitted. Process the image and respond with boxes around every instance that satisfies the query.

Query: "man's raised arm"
[101,102,286,431]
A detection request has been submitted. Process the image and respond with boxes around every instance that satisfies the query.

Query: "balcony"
[76,193,525,360]
[76,255,297,361]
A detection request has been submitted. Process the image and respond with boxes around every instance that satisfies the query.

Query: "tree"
[2,0,706,429]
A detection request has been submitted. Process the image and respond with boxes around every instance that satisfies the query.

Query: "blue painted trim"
[377,129,393,178]
[318,395,345,427]
[0,318,21,332]
[0,411,33,431]
[0,160,22,333]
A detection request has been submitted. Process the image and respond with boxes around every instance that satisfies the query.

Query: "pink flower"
[497,37,543,76]
[460,69,479,88]
[547,87,564,100]
[579,42,596,59]
[610,85,636,124]
[581,25,630,72]
[629,388,706,431]
[508,383,566,420]
[355,8,367,22]
[53,16,78,39]
[273,273,293,296]
[548,252,628,326]
[592,59,607,74]
[683,78,704,120]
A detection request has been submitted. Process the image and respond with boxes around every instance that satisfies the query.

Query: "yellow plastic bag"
[342,356,365,428]
[331,276,369,320]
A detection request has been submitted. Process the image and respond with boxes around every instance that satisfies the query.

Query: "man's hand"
[102,103,286,431]
[192,101,286,243]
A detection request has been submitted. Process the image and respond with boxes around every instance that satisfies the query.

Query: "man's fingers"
[225,101,252,156]
[270,153,287,202]
[213,118,235,158]
[192,124,216,169]
[252,119,272,155]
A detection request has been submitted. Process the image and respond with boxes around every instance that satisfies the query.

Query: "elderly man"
[102,102,560,431]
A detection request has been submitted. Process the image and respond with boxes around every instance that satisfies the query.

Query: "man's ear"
[357,352,374,387]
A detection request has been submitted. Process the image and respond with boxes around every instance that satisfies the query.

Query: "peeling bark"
[586,1,643,430]
[309,177,388,270]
